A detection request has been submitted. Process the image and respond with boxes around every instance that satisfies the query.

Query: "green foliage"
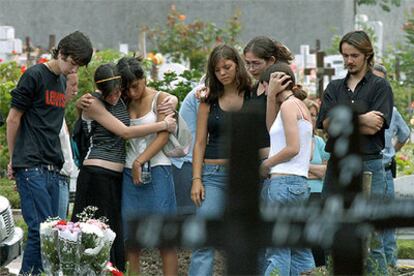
[0,178,19,208]
[394,9,414,87]
[148,69,202,105]
[396,143,414,176]
[397,239,414,259]
[143,5,242,72]
[382,9,414,124]
[15,216,28,243]
[326,21,378,55]
[0,61,21,171]
[357,0,401,12]
[325,28,342,55]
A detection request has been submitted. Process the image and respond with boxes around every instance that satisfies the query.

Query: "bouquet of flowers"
[40,206,119,276]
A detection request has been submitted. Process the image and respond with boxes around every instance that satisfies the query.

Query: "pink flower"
[398,154,409,161]
[105,262,123,276]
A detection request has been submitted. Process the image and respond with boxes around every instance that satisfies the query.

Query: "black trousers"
[72,165,125,271]
[309,192,326,267]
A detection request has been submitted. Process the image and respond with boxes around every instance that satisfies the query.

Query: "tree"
[356,0,401,12]
[143,5,241,72]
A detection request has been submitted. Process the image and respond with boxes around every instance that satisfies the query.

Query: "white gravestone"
[394,175,414,239]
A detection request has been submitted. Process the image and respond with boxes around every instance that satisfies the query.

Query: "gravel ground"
[139,248,226,275]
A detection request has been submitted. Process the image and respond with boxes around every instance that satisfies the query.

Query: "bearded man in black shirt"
[6,31,92,275]
[317,30,393,275]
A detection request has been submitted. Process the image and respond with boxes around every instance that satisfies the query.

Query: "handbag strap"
[152,91,180,136]
[152,91,161,114]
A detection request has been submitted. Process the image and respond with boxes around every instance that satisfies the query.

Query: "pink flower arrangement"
[40,206,118,275]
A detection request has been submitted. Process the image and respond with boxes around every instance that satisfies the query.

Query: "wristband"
[134,159,142,166]
[192,177,202,181]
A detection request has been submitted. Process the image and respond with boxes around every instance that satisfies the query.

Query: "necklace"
[45,61,58,75]
[284,93,294,101]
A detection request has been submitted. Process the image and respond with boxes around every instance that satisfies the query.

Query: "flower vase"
[57,232,81,275]
[40,229,60,275]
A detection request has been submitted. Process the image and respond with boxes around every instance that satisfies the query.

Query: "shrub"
[143,5,241,72]
[0,178,19,209]
[396,142,414,176]
[397,239,414,259]
[148,69,202,105]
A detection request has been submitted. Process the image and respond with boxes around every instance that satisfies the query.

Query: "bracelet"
[134,159,142,166]
[192,177,202,181]
[163,120,169,130]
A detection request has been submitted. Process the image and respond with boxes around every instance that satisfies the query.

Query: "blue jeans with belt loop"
[15,166,60,275]
[364,158,388,275]
[188,164,227,276]
[261,175,315,276]
[382,168,397,267]
[58,174,70,219]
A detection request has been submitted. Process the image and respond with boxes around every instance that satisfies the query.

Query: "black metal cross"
[304,40,335,98]
[127,105,414,275]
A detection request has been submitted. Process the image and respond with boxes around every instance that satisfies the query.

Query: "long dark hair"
[94,63,121,98]
[260,62,307,100]
[116,57,145,101]
[205,44,251,104]
[243,36,293,64]
[339,30,374,68]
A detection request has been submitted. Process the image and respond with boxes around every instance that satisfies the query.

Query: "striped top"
[83,92,130,164]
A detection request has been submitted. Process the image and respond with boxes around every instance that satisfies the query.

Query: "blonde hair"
[304,99,319,113]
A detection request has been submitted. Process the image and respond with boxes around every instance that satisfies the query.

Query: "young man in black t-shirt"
[6,31,92,275]
[317,30,393,275]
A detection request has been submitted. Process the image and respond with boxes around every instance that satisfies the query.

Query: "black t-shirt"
[249,84,269,149]
[204,92,250,159]
[316,70,393,156]
[11,63,66,168]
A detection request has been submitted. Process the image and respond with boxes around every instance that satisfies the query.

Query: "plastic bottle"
[141,161,152,184]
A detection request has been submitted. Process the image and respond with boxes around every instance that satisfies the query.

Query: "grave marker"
[128,105,414,275]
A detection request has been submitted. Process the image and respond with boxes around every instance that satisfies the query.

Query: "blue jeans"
[323,158,388,275]
[382,169,397,267]
[172,162,196,215]
[261,175,315,276]
[15,167,60,275]
[122,166,177,241]
[189,164,227,276]
[364,159,388,275]
[58,175,69,219]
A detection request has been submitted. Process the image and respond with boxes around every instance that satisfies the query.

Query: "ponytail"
[292,84,307,101]
[244,36,294,64]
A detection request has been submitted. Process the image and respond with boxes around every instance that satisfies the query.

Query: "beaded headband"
[95,76,121,84]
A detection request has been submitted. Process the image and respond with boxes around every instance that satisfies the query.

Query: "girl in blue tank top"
[189,44,252,276]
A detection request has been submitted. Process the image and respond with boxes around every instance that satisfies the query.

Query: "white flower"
[84,239,104,256]
[103,228,116,244]
[40,221,57,236]
[79,222,104,238]
[58,228,79,242]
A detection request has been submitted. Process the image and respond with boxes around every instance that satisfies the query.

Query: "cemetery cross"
[127,104,414,275]
[304,40,335,98]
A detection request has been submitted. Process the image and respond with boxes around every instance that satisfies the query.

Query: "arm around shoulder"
[84,97,172,139]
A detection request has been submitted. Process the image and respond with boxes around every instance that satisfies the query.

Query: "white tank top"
[125,92,171,168]
[268,100,313,177]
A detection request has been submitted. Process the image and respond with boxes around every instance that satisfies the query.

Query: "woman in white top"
[117,57,178,276]
[259,63,315,276]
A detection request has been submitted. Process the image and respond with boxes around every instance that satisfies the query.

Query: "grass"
[0,177,19,209]
[14,215,27,243]
[397,239,414,259]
